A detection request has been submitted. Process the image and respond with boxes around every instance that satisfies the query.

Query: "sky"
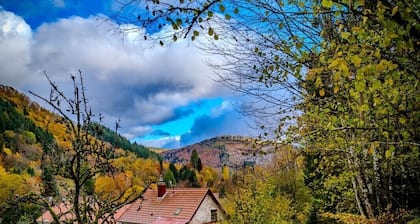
[0,0,257,149]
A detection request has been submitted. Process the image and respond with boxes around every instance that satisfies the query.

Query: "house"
[117,178,225,224]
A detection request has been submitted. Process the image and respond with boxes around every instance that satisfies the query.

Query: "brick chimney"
[157,175,166,198]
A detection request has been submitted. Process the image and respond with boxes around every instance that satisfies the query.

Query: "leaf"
[399,117,406,124]
[208,27,214,36]
[321,0,333,8]
[352,55,362,67]
[341,32,351,39]
[385,146,395,159]
[219,4,225,13]
[385,149,392,158]
[360,104,369,112]
[392,6,398,16]
[225,14,231,20]
[333,86,339,94]
[355,80,365,91]
[315,77,322,87]
[319,89,325,97]
[234,7,239,14]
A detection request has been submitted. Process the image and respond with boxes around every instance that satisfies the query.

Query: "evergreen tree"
[196,158,203,172]
[190,149,199,169]
[169,163,179,181]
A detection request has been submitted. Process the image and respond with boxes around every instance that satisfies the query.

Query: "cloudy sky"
[0,0,256,149]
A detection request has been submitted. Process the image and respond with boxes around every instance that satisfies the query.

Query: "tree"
[26,71,142,223]
[223,148,312,223]
[168,162,179,181]
[164,169,176,187]
[190,149,199,169]
[196,158,203,171]
[298,1,419,220]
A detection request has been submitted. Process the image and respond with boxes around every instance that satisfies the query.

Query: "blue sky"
[0,0,256,148]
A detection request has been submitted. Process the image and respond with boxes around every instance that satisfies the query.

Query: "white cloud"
[138,136,181,148]
[0,10,231,138]
[0,10,33,88]
[122,125,153,139]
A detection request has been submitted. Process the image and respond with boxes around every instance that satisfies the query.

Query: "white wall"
[189,194,224,224]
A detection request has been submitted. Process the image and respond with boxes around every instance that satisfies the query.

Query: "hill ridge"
[161,135,276,168]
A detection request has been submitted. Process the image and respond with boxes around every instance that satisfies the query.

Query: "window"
[210,209,217,222]
[174,208,182,215]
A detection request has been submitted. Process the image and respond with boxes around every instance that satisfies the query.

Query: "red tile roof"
[36,202,73,223]
[117,188,221,224]
[36,201,130,223]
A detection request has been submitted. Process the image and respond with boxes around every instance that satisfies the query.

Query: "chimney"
[157,175,166,198]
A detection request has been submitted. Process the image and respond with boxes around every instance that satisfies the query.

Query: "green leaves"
[219,4,225,13]
[208,27,214,36]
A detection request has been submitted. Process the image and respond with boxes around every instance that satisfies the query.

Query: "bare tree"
[28,70,141,224]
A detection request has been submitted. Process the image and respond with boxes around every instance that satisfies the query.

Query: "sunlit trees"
[222,148,312,223]
[27,71,142,223]
[299,1,419,221]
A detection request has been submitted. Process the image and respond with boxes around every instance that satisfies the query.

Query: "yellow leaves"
[374,48,381,58]
[385,146,395,159]
[359,104,369,113]
[385,77,394,86]
[351,55,362,68]
[315,77,322,87]
[355,80,366,91]
[399,117,406,124]
[95,172,132,200]
[333,86,340,94]
[319,89,326,97]
[341,32,351,40]
[222,165,230,181]
[321,0,333,8]
[3,148,12,156]
[328,58,349,75]
[0,167,27,207]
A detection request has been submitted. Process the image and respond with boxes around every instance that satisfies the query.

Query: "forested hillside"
[0,85,160,223]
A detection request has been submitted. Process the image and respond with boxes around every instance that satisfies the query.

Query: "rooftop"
[117,188,219,224]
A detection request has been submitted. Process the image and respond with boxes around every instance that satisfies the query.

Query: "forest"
[1,0,419,223]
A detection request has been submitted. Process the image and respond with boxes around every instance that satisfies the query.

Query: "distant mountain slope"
[0,85,156,159]
[160,136,277,168]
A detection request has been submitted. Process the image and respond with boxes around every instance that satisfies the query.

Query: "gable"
[189,194,224,224]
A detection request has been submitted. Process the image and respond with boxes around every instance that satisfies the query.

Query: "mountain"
[0,85,157,162]
[160,136,278,168]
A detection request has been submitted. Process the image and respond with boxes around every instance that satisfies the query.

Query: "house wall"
[189,194,224,224]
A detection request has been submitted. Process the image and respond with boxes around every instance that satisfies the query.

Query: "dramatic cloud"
[0,8,261,148]
[0,10,229,136]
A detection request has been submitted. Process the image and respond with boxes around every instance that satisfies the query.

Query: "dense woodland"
[1,0,419,223]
